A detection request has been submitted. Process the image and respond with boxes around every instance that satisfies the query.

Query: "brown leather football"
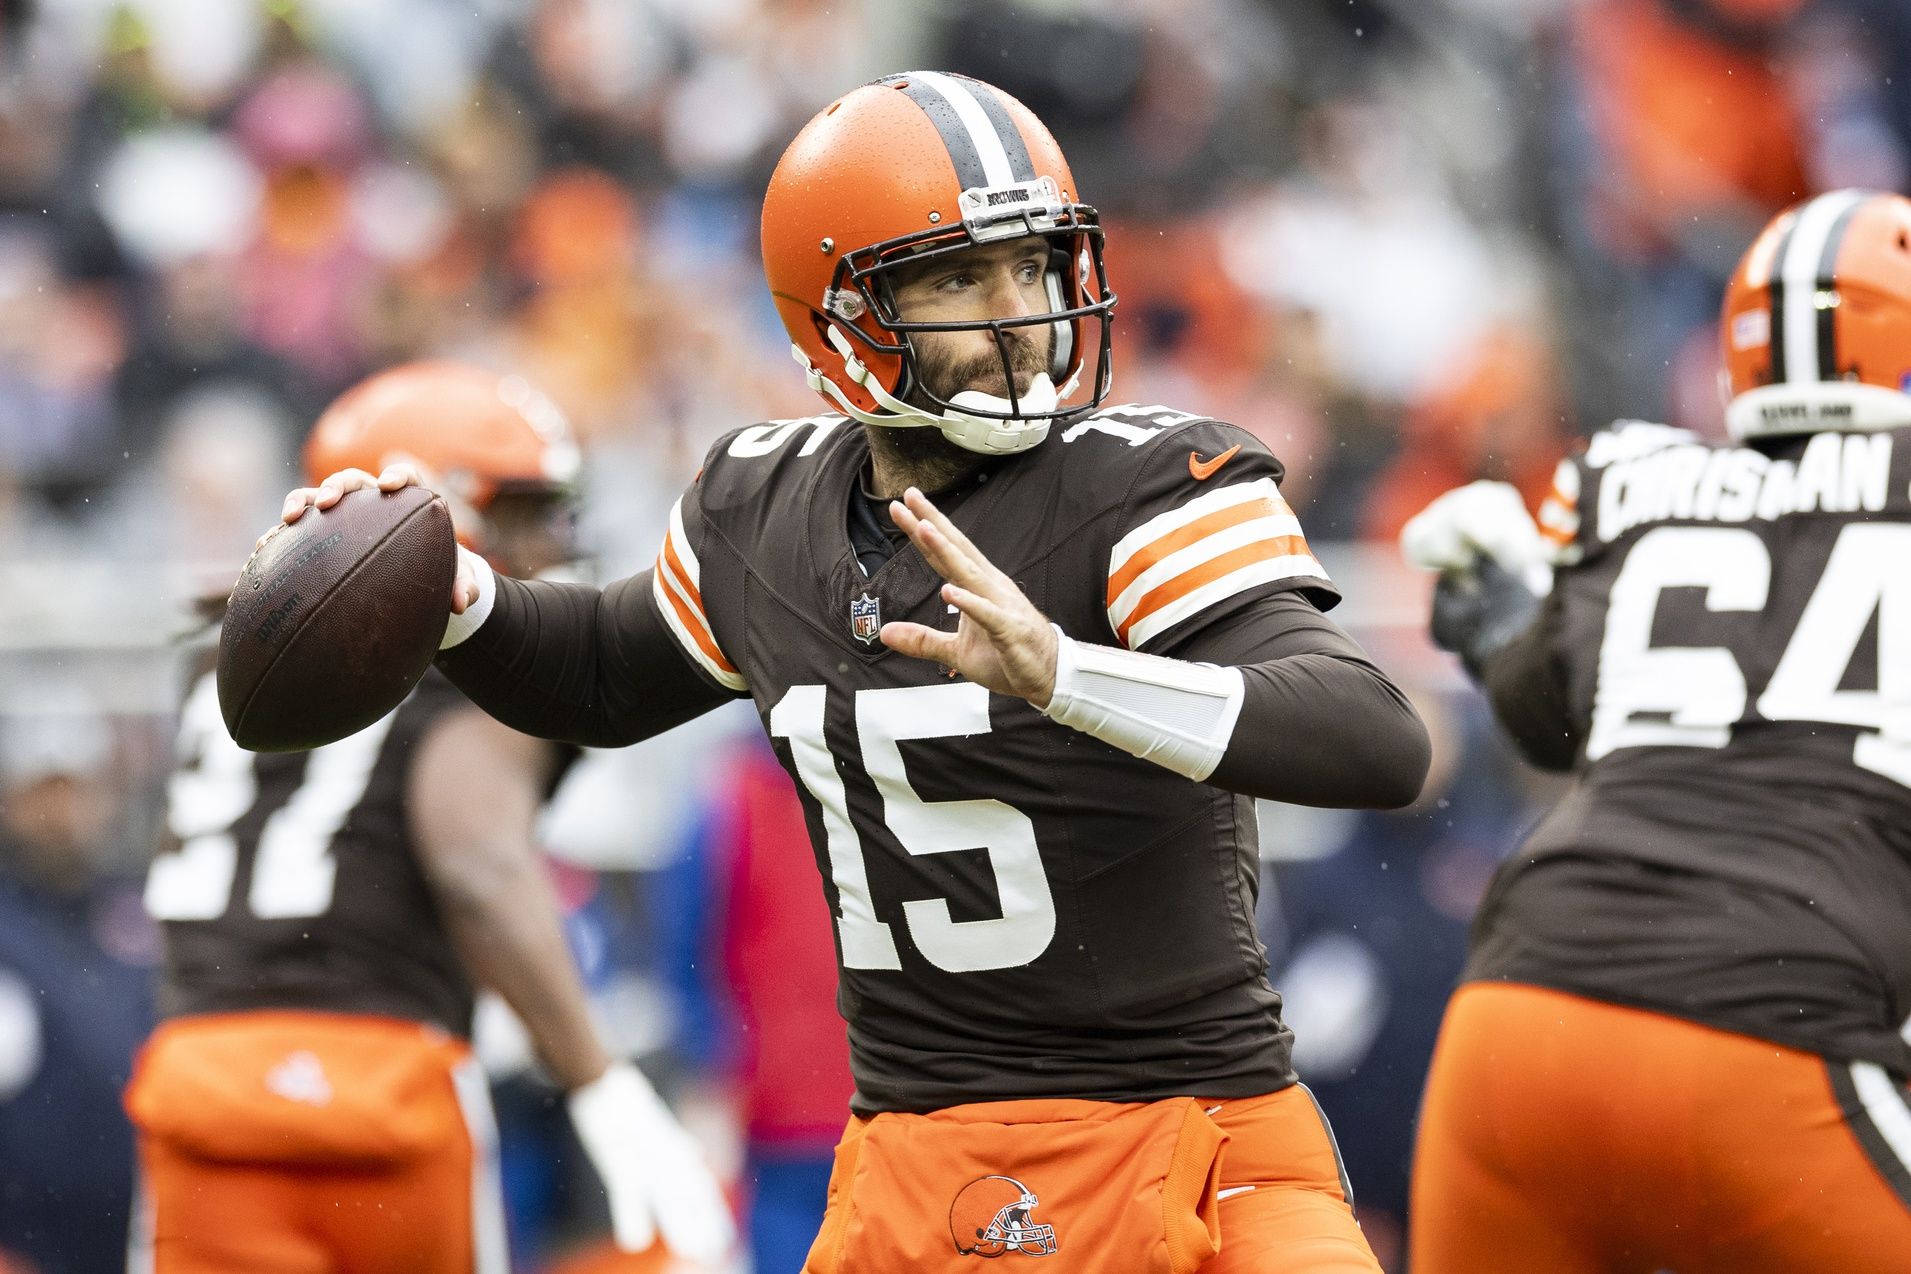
[218,486,456,751]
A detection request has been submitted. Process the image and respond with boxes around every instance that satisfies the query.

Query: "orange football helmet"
[1721,189,1911,440]
[303,360,580,556]
[761,72,1116,455]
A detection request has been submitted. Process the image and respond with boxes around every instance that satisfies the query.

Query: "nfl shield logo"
[850,593,881,644]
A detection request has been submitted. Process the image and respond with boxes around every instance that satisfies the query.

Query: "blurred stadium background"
[0,0,1907,1270]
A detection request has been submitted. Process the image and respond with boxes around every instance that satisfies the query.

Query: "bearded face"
[909,321,1053,407]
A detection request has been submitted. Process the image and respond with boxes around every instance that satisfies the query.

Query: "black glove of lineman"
[1430,557,1541,680]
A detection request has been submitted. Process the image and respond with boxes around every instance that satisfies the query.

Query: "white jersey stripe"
[651,568,746,691]
[1779,189,1866,384]
[666,498,702,589]
[654,498,745,689]
[1126,555,1329,649]
[908,71,1016,188]
[655,555,704,634]
[1108,513,1306,627]
[1851,1061,1911,1179]
[1109,478,1287,569]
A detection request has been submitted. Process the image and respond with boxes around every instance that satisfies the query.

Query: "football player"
[1401,189,1911,1272]
[285,75,1430,1271]
[131,362,732,1274]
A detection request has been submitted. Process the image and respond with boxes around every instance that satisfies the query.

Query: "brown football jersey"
[149,668,480,1036]
[650,405,1340,1113]
[1469,421,1911,1073]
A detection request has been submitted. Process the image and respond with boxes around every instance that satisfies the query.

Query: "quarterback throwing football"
[287,73,1429,1272]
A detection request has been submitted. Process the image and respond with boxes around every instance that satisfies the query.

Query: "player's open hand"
[881,487,1059,707]
[262,464,483,613]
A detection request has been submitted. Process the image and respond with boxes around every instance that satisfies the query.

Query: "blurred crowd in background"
[1,0,1909,1270]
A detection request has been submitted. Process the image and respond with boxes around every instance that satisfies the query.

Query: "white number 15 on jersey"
[770,682,1056,973]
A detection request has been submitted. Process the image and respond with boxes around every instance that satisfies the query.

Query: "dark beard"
[865,327,1052,496]
[863,419,986,497]
[908,326,1052,408]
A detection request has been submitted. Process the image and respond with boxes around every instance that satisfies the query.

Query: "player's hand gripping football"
[272,464,484,612]
[881,487,1059,707]
[567,1061,737,1263]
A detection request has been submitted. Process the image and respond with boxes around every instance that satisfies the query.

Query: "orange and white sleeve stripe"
[1106,478,1329,649]
[1537,458,1580,554]
[652,498,747,691]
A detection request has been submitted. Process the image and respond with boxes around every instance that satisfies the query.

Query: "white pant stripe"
[452,1055,511,1274]
[1851,1061,1911,1179]
[125,1165,154,1274]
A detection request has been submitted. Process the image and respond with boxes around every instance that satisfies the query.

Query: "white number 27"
[145,676,390,922]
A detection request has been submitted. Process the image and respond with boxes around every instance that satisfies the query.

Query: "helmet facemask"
[802,181,1115,456]
[478,482,583,580]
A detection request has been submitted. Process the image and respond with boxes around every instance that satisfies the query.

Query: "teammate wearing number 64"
[281,74,1429,1272]
[1401,189,1911,1273]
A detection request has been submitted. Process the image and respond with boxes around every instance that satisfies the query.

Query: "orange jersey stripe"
[1539,522,1576,546]
[1106,497,1287,608]
[660,531,703,609]
[1116,535,1312,645]
[653,550,736,674]
[661,538,741,676]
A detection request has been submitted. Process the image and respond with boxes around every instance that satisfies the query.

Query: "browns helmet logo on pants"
[949,1174,1058,1257]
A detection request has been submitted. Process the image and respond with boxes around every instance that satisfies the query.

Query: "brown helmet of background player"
[1721,189,1911,440]
[760,72,1117,457]
[302,360,581,578]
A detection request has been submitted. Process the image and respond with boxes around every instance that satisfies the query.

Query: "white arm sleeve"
[439,546,497,650]
[1039,628,1246,781]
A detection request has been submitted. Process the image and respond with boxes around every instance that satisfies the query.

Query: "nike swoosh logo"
[1188,445,1241,480]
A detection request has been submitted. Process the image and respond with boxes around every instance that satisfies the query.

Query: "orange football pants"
[805,1084,1380,1273]
[126,1012,507,1274]
[1411,982,1911,1274]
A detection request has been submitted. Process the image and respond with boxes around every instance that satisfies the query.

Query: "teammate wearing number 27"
[1403,190,1911,1272]
[288,74,1428,1271]
[134,365,733,1274]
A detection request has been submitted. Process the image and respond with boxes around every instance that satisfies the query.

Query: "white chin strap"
[795,325,1068,457]
[1725,380,1911,441]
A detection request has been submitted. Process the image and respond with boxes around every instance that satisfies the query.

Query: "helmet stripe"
[1814,194,1866,381]
[1767,212,1797,384]
[890,71,1024,191]
[1777,189,1868,384]
[956,77,1037,184]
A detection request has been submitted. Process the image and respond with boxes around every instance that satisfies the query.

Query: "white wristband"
[438,546,497,650]
[1040,628,1245,781]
